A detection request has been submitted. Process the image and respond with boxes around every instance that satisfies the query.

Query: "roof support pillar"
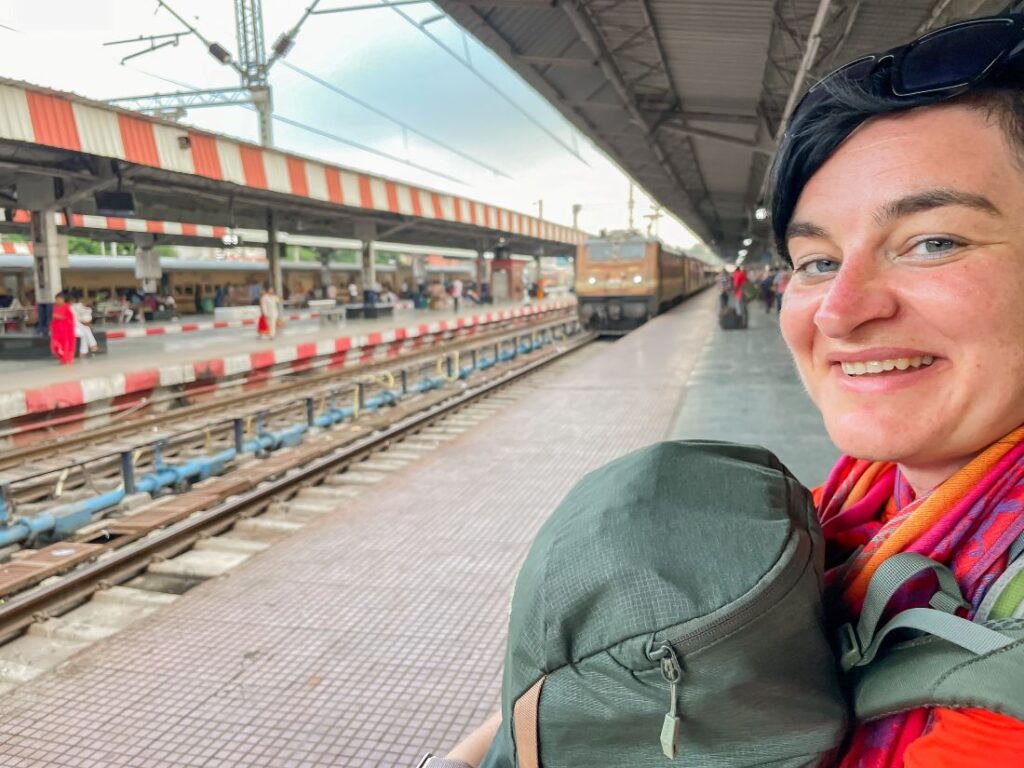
[476,246,490,302]
[265,209,283,298]
[355,220,378,304]
[318,249,332,299]
[30,210,64,332]
[132,234,161,296]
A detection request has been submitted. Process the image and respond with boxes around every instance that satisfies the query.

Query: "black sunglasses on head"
[789,14,1024,132]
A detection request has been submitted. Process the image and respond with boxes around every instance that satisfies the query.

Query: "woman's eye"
[794,258,839,276]
[906,237,963,258]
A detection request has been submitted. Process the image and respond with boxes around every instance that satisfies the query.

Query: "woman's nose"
[814,257,898,339]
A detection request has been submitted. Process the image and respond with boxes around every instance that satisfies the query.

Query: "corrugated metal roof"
[438,0,1007,255]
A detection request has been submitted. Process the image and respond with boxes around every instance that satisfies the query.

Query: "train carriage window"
[586,239,646,261]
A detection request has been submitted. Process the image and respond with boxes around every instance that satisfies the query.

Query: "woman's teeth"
[840,356,935,376]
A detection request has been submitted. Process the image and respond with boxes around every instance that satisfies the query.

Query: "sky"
[0,0,708,252]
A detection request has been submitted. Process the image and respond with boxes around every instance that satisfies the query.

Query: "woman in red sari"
[440,12,1024,768]
[49,292,75,366]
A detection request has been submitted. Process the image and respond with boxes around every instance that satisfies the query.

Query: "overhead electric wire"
[125,66,471,187]
[280,59,512,179]
[386,1,591,167]
[270,113,468,185]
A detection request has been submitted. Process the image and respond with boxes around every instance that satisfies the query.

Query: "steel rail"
[0,333,594,640]
[0,309,575,469]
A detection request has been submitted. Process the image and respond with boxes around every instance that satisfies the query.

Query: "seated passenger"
[435,13,1024,768]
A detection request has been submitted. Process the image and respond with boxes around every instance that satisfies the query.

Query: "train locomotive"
[575,233,711,333]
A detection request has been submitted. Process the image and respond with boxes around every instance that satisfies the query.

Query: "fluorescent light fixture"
[742,237,753,246]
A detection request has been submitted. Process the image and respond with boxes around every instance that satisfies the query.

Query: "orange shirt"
[903,709,1024,767]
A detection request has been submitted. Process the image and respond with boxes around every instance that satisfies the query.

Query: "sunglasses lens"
[900,19,1016,93]
[790,56,876,128]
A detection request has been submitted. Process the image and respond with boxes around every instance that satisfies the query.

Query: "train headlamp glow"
[632,275,643,284]
[587,276,597,285]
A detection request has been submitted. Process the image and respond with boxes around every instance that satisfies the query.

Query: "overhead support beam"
[519,55,594,68]
[756,0,834,204]
[658,123,774,156]
[109,87,256,112]
[772,0,834,145]
[559,0,709,240]
[50,167,141,211]
[668,111,761,127]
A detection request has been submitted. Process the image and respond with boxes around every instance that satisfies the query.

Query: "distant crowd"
[716,265,791,321]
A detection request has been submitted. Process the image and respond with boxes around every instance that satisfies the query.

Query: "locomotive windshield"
[586,239,647,261]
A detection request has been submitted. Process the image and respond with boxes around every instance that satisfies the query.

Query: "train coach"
[574,233,711,333]
[0,255,388,314]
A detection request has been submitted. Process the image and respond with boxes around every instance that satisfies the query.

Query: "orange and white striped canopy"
[0,78,584,247]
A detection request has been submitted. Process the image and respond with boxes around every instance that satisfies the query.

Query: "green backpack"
[482,441,848,768]
[481,441,1024,768]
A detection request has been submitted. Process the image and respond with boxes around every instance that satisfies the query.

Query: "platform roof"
[0,78,583,257]
[437,0,1008,256]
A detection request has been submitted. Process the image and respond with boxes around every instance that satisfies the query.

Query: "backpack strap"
[839,553,980,672]
[843,552,1024,722]
[1009,528,1024,564]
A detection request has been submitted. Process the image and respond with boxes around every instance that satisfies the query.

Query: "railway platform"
[0,290,836,766]
[0,299,570,429]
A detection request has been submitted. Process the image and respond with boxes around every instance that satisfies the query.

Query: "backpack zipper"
[646,530,811,757]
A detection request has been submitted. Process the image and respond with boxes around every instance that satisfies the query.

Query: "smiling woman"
[434,13,1024,768]
[769,40,1024,767]
[781,104,1024,493]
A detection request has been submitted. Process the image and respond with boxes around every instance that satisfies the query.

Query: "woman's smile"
[829,352,941,393]
[781,104,1024,492]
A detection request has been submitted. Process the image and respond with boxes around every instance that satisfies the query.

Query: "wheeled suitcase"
[718,306,747,330]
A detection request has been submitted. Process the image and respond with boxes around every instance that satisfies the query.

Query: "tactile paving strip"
[0,293,719,767]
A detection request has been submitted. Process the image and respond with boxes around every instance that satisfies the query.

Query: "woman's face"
[780,105,1024,491]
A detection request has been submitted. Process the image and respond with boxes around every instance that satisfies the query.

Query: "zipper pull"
[657,643,682,759]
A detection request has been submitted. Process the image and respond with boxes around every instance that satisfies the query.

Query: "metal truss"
[108,87,256,113]
[563,0,726,242]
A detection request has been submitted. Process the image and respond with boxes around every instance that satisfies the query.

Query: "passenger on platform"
[0,292,11,309]
[716,268,731,310]
[118,294,134,324]
[772,267,791,312]
[48,292,75,366]
[731,267,749,320]
[451,278,463,313]
[442,16,1024,768]
[326,282,338,302]
[347,281,359,304]
[70,295,98,357]
[258,286,281,340]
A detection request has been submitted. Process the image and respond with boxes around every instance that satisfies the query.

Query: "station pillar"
[266,209,284,298]
[355,220,377,303]
[29,210,64,333]
[133,234,161,295]
[319,249,332,298]
[476,248,490,303]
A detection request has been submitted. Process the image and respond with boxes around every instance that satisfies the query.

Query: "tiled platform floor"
[0,289,834,766]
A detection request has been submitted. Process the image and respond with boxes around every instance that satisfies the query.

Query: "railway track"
[0,330,594,693]
[0,313,576,512]
[1,307,576,468]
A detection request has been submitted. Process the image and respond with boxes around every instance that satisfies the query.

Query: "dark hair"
[769,83,1024,262]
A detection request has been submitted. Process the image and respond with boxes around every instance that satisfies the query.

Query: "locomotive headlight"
[632,275,643,284]
[587,276,597,285]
